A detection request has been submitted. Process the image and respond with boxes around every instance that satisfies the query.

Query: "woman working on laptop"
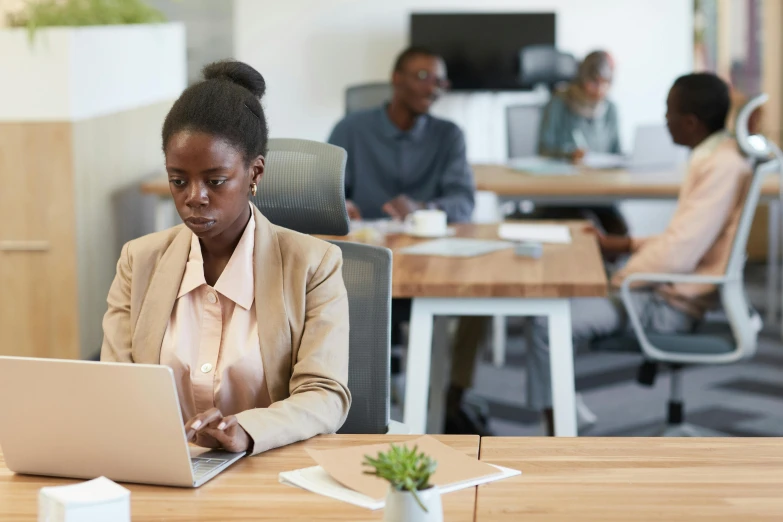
[535,50,628,235]
[101,61,350,456]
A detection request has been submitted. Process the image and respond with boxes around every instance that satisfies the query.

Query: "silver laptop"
[581,124,689,171]
[628,124,689,171]
[0,356,245,487]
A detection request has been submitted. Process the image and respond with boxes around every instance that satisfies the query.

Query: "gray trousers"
[527,291,697,411]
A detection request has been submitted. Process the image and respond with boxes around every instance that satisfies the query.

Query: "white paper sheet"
[497,223,572,244]
[581,152,628,170]
[507,157,576,176]
[279,464,521,510]
[398,238,514,257]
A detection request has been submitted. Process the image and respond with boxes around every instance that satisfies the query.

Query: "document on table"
[397,238,515,257]
[581,152,629,169]
[278,436,521,510]
[507,156,576,176]
[498,223,572,244]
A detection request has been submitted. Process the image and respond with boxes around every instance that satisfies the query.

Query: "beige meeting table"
[324,222,608,437]
[0,435,479,522]
[476,437,783,521]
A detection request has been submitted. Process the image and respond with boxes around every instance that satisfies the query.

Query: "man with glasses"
[329,47,488,434]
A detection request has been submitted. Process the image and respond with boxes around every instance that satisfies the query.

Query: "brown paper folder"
[305,435,501,502]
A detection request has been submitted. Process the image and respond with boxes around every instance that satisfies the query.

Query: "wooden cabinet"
[0,123,79,359]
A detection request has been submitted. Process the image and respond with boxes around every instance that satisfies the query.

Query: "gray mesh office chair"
[507,103,546,159]
[332,241,393,434]
[518,45,578,91]
[592,94,777,436]
[345,83,392,115]
[251,138,349,235]
[252,138,405,433]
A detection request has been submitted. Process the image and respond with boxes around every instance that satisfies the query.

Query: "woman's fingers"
[216,415,238,431]
[185,408,224,440]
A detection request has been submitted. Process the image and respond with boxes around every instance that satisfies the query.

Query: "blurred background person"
[536,50,628,236]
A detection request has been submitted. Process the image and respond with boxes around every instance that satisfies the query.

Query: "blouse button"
[207,292,217,304]
[201,363,213,373]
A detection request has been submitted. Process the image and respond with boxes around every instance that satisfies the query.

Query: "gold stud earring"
[250,183,257,196]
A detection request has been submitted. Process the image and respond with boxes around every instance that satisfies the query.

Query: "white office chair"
[593,94,777,436]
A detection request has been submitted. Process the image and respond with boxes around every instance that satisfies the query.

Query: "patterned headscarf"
[560,50,615,119]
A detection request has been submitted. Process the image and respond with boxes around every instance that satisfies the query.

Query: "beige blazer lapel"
[251,206,292,402]
[131,227,190,364]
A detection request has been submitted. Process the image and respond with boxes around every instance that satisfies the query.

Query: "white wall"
[235,0,693,163]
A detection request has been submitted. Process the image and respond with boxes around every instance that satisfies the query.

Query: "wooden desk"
[340,223,607,299]
[473,163,781,199]
[0,435,478,522]
[473,162,783,334]
[334,223,607,437]
[476,437,783,521]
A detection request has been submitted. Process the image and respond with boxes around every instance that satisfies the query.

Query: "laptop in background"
[0,357,245,488]
[582,124,689,171]
[628,124,689,171]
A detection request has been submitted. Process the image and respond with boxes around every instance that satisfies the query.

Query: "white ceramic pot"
[383,486,443,522]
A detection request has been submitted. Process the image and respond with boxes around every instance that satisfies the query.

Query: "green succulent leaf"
[363,443,438,513]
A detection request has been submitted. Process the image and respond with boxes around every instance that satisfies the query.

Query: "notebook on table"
[279,435,520,510]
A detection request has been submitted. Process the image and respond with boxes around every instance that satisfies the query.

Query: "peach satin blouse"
[160,214,271,423]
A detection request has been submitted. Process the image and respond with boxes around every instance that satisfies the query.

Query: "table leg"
[492,315,506,367]
[548,300,577,437]
[426,317,453,434]
[403,298,434,434]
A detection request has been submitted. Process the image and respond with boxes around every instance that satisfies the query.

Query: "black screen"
[410,13,556,91]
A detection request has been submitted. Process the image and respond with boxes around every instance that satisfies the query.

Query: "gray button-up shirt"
[327,106,475,222]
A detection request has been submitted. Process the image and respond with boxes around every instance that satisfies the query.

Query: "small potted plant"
[364,444,443,522]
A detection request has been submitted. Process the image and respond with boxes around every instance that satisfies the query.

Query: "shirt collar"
[377,104,429,142]
[177,207,256,310]
[691,130,731,163]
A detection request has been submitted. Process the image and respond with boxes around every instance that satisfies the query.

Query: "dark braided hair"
[162,60,269,165]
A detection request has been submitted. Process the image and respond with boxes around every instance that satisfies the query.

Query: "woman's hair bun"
[202,60,266,99]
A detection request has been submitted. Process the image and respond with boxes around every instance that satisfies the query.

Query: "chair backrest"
[518,45,578,91]
[506,103,546,159]
[250,138,349,235]
[331,240,393,434]
[721,94,775,356]
[345,83,392,115]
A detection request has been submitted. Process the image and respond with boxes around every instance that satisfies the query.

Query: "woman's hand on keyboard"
[185,408,251,453]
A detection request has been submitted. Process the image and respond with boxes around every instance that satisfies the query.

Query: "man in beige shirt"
[528,73,751,431]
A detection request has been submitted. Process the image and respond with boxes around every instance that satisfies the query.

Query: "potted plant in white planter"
[364,444,443,522]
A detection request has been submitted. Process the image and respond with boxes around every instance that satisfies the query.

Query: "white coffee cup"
[405,209,448,238]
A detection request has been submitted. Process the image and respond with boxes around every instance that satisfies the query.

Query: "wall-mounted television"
[410,13,556,91]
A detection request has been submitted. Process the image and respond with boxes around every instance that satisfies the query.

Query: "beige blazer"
[101,206,351,455]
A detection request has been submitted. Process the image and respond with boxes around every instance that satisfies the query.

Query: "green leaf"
[9,0,167,43]
[362,443,438,513]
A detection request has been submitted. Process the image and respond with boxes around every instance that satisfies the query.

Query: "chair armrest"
[621,272,732,287]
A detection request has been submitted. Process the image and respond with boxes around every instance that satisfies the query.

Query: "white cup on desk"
[405,209,448,238]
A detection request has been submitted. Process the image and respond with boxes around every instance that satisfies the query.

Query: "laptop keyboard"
[191,456,229,482]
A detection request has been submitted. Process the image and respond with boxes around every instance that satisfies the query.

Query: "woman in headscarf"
[536,50,627,235]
